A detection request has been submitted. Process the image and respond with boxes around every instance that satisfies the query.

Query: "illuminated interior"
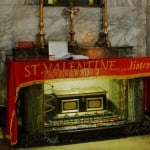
[43,77,127,129]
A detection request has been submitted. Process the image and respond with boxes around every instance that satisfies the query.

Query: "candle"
[48,0,54,4]
[89,0,94,5]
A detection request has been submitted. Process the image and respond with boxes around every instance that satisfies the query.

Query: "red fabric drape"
[5,56,150,145]
[6,57,17,145]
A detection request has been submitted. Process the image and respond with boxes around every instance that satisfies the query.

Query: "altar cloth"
[5,56,150,145]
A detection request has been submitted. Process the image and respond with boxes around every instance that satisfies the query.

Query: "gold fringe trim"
[7,72,150,145]
[14,72,150,103]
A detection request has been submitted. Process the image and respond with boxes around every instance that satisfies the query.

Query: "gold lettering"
[109,61,116,70]
[100,60,109,70]
[31,64,40,76]
[24,64,40,77]
[130,61,135,70]
[130,61,150,70]
[62,61,66,70]
[43,63,53,73]
[69,62,76,70]
[96,68,100,75]
[143,63,150,69]
[25,65,31,77]
[53,63,60,70]
[94,60,99,70]
[77,62,84,69]
[99,60,116,70]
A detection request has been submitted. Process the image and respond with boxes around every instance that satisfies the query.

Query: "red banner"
[5,56,150,145]
[12,57,150,84]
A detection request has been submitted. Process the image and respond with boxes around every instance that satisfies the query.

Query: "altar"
[5,56,150,147]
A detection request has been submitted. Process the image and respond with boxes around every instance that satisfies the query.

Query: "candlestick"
[95,0,111,47]
[104,0,111,47]
[62,4,80,48]
[37,0,45,48]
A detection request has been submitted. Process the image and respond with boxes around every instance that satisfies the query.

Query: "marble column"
[147,0,150,55]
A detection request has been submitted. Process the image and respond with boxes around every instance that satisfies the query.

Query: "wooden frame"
[43,0,102,7]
